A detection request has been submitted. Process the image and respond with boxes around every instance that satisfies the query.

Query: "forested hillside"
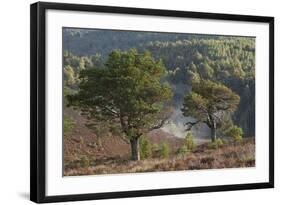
[63,28,255,137]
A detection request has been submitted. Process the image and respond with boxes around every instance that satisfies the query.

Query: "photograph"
[29,2,274,202]
[63,28,256,176]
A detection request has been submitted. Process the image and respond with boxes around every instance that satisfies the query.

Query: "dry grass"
[64,138,255,176]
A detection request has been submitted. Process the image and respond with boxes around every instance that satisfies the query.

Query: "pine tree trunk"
[211,126,217,142]
[130,137,140,161]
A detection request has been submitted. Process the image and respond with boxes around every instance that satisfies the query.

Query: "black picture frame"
[30,1,274,203]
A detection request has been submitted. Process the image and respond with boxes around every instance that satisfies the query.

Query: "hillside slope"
[64,109,255,176]
[64,109,184,170]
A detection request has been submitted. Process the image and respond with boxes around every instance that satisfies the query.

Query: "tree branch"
[102,106,120,117]
[215,105,231,111]
[149,116,170,131]
[120,115,128,135]
[185,120,201,131]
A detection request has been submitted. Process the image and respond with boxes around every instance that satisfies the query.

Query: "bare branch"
[149,115,170,131]
[102,106,120,117]
[185,120,201,131]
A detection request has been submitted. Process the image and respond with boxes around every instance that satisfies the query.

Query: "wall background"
[0,0,279,204]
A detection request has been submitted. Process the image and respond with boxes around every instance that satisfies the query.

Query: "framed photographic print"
[30,1,274,203]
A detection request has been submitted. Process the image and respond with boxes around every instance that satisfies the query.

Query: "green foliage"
[152,143,159,152]
[233,135,243,144]
[145,38,255,136]
[225,125,243,144]
[64,65,76,86]
[182,80,240,142]
[177,132,196,156]
[80,156,90,168]
[63,29,256,136]
[217,113,234,134]
[139,137,152,160]
[185,132,196,151]
[208,138,224,149]
[184,80,240,118]
[177,145,191,156]
[225,125,243,137]
[64,114,74,137]
[69,49,172,160]
[160,143,170,159]
[198,62,214,79]
[151,143,160,157]
[70,49,172,139]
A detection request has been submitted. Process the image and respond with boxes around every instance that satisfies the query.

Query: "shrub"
[177,145,191,156]
[152,143,159,152]
[216,138,223,146]
[185,132,196,151]
[64,114,74,137]
[225,125,243,144]
[139,137,152,160]
[160,143,170,159]
[80,156,90,168]
[209,138,223,149]
[177,132,195,156]
[150,143,160,158]
[234,135,243,144]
